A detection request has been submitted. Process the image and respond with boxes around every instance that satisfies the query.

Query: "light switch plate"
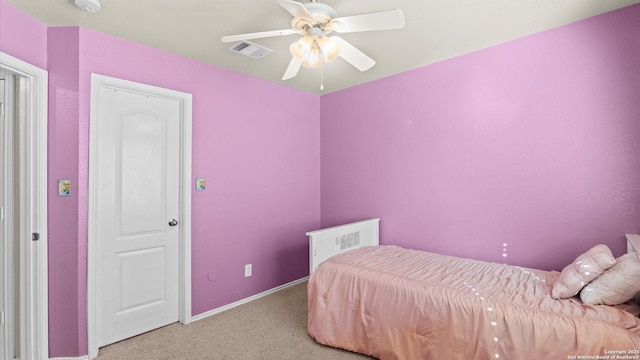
[58,179,71,196]
[195,178,205,191]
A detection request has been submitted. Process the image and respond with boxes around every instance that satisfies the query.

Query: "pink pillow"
[551,244,616,299]
[580,253,640,305]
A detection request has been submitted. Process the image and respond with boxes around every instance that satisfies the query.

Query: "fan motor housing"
[291,2,336,34]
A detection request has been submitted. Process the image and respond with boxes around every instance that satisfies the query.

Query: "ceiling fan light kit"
[290,35,341,68]
[221,0,405,87]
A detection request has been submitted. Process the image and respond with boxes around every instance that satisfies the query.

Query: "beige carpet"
[97,281,374,359]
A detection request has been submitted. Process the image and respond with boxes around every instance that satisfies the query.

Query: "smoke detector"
[75,0,101,13]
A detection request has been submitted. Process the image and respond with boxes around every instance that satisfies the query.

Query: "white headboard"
[626,234,640,305]
[306,218,380,274]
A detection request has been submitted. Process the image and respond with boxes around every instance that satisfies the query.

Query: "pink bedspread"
[308,246,640,360]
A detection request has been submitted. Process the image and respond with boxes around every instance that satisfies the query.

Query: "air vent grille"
[228,41,272,59]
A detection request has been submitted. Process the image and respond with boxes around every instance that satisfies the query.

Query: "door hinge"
[0,103,4,117]
[32,232,40,241]
[1,311,5,326]
[0,206,3,221]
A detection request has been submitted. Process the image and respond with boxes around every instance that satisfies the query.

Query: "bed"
[306,219,640,360]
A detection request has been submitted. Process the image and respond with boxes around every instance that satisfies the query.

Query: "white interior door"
[95,86,181,347]
[0,52,49,360]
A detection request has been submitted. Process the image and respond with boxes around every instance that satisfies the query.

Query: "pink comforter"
[308,246,640,360]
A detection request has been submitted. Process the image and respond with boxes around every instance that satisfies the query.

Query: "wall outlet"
[244,264,252,277]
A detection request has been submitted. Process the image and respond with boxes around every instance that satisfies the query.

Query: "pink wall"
[3,2,320,356]
[320,4,640,271]
[47,27,83,357]
[0,0,47,69]
[47,25,320,358]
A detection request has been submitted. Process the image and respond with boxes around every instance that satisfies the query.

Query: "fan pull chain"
[319,44,325,91]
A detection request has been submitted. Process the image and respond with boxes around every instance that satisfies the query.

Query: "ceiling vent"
[228,41,273,59]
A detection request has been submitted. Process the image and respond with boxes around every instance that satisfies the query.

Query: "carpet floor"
[97,280,374,359]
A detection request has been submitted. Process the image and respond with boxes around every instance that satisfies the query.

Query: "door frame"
[0,52,49,360]
[87,73,192,360]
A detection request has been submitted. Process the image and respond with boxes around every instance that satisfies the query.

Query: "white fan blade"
[330,36,375,72]
[274,0,314,22]
[221,29,298,43]
[282,57,303,80]
[330,9,405,33]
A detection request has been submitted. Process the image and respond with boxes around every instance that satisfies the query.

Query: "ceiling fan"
[221,0,405,84]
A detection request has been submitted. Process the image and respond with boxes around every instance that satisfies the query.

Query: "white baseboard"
[191,276,309,322]
[51,356,89,360]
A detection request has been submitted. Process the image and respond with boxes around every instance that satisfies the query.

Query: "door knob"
[168,219,178,227]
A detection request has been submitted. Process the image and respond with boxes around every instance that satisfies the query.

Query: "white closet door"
[95,87,181,347]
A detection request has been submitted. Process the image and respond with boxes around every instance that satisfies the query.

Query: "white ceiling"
[6,0,640,94]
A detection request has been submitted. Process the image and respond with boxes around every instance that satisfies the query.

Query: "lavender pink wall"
[60,28,319,357]
[0,0,47,68]
[47,27,84,357]
[60,28,320,356]
[3,1,320,356]
[321,4,640,271]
